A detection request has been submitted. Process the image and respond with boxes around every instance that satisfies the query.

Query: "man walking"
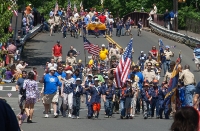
[41,67,62,118]
[52,40,62,62]
[179,65,196,106]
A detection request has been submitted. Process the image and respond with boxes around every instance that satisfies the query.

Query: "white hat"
[29,4,32,5]
[104,76,108,79]
[102,44,105,47]
[94,78,99,81]
[66,70,73,74]
[76,78,81,81]
[141,51,144,53]
[88,74,93,77]
[49,67,56,71]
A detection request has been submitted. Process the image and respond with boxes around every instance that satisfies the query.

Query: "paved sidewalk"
[178,30,200,39]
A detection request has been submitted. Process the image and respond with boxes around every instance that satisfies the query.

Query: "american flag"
[54,2,58,15]
[115,39,133,87]
[83,37,100,56]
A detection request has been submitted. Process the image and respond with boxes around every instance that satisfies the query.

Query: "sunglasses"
[148,65,152,66]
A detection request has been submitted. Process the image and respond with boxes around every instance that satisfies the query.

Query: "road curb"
[0,86,42,91]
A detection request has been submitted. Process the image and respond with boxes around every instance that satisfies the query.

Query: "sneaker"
[44,114,49,118]
[72,115,75,119]
[77,116,80,119]
[68,114,72,118]
[54,113,58,118]
[104,115,109,118]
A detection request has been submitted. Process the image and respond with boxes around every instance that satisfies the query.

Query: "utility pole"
[173,0,178,32]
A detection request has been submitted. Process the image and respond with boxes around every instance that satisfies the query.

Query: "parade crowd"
[4,3,199,131]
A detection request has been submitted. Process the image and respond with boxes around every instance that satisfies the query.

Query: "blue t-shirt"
[17,78,26,94]
[43,74,62,94]
[194,48,200,59]
[55,71,66,79]
[128,72,144,90]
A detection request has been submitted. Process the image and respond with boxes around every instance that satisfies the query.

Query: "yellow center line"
[105,35,122,49]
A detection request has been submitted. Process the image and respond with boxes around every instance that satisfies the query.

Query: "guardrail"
[20,24,42,44]
[149,21,200,48]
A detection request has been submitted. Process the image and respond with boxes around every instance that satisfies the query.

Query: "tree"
[0,0,15,43]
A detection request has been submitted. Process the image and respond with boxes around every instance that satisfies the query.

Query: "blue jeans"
[150,98,159,117]
[185,84,195,106]
[120,99,126,117]
[121,28,124,35]
[163,60,170,75]
[105,99,113,116]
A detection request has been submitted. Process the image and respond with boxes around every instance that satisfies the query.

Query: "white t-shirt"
[48,63,57,69]
[153,6,157,14]
[74,13,79,18]
[16,64,24,72]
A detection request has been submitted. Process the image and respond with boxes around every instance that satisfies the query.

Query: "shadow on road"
[22,48,51,66]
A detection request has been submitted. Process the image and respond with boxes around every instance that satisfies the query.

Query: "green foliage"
[178,5,200,29]
[0,1,14,43]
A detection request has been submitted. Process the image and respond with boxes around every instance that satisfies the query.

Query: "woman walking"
[23,72,40,123]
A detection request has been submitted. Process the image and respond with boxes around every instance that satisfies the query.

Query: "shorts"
[43,92,59,104]
[93,103,101,112]
[125,97,133,109]
[194,58,200,64]
[54,56,62,62]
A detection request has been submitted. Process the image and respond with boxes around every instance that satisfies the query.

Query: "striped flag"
[13,10,18,16]
[83,37,100,56]
[163,54,182,110]
[74,2,77,12]
[115,39,133,87]
[54,2,58,15]
[80,1,83,10]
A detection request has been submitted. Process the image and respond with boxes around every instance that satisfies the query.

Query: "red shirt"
[151,49,158,57]
[98,15,107,23]
[53,44,62,57]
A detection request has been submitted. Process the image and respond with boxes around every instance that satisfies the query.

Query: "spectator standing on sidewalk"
[25,4,32,15]
[7,41,17,65]
[193,44,200,71]
[164,9,170,30]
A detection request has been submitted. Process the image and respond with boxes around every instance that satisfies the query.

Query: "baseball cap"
[102,44,105,47]
[104,76,109,79]
[57,40,60,43]
[76,78,81,81]
[49,67,56,71]
[165,45,170,48]
[94,78,99,81]
[141,51,144,53]
[88,74,93,77]
[66,70,73,74]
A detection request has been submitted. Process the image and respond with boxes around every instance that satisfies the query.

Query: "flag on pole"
[83,37,100,56]
[80,1,83,10]
[74,2,77,12]
[13,10,18,16]
[54,2,58,15]
[67,0,71,11]
[115,39,133,87]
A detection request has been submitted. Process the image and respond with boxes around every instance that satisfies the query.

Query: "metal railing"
[149,21,200,47]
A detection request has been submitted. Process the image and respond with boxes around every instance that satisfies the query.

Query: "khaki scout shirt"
[143,69,156,82]
[164,71,172,82]
[109,47,119,59]
[164,50,173,60]
[179,69,195,85]
[144,59,158,69]
[66,57,77,65]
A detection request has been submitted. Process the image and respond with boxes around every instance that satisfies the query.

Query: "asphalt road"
[1,28,199,131]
